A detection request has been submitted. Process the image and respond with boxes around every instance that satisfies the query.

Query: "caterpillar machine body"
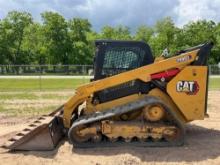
[3,40,213,150]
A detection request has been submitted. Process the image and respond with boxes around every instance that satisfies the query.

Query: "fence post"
[83,65,86,84]
[39,65,42,91]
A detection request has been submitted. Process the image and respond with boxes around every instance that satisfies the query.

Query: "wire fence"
[209,65,220,75]
[0,65,94,76]
[0,64,220,76]
[0,64,219,91]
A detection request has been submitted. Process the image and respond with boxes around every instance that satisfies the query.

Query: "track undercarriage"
[68,96,185,148]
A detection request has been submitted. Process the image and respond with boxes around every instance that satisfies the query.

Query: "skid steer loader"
[2,40,213,150]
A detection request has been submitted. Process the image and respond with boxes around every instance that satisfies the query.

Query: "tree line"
[0,11,219,65]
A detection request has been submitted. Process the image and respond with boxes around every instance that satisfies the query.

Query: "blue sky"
[0,0,220,31]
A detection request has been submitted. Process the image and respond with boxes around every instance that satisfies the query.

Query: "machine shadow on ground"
[5,124,220,163]
[73,124,220,163]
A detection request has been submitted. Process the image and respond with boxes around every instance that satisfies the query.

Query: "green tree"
[68,18,91,43]
[68,18,93,64]
[212,23,220,64]
[22,23,48,64]
[181,20,216,46]
[180,20,217,63]
[113,26,132,40]
[0,19,8,64]
[0,10,219,66]
[135,25,153,42]
[1,11,33,65]
[41,11,70,65]
[101,25,132,40]
[100,26,115,39]
[149,17,179,56]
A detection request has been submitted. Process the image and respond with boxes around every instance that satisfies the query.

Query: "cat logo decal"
[176,81,199,95]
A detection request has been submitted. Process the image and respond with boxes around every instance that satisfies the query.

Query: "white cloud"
[174,0,220,26]
[0,0,220,31]
[0,0,179,31]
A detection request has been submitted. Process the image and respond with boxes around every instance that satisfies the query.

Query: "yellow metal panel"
[167,66,208,121]
[63,50,199,128]
[93,94,146,112]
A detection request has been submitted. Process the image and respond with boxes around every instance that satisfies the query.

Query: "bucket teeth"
[29,124,37,127]
[23,128,31,132]
[2,115,64,151]
[9,135,22,141]
[16,132,24,136]
[9,138,16,142]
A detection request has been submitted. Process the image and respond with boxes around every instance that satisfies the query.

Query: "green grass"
[0,105,58,117]
[209,77,220,89]
[0,77,219,91]
[0,93,39,99]
[0,78,89,91]
[0,93,70,100]
[0,90,73,117]
[0,77,219,117]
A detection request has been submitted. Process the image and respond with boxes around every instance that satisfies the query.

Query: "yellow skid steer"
[2,40,213,150]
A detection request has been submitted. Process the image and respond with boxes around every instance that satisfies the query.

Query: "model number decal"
[176,81,199,95]
[176,55,192,63]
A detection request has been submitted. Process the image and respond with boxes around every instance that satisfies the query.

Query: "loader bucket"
[2,115,64,151]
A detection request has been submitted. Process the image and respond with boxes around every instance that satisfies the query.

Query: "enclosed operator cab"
[93,40,154,103]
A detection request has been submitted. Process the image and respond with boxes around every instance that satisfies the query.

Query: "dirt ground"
[0,91,220,165]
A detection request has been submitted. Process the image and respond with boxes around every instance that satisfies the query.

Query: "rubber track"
[68,96,185,148]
